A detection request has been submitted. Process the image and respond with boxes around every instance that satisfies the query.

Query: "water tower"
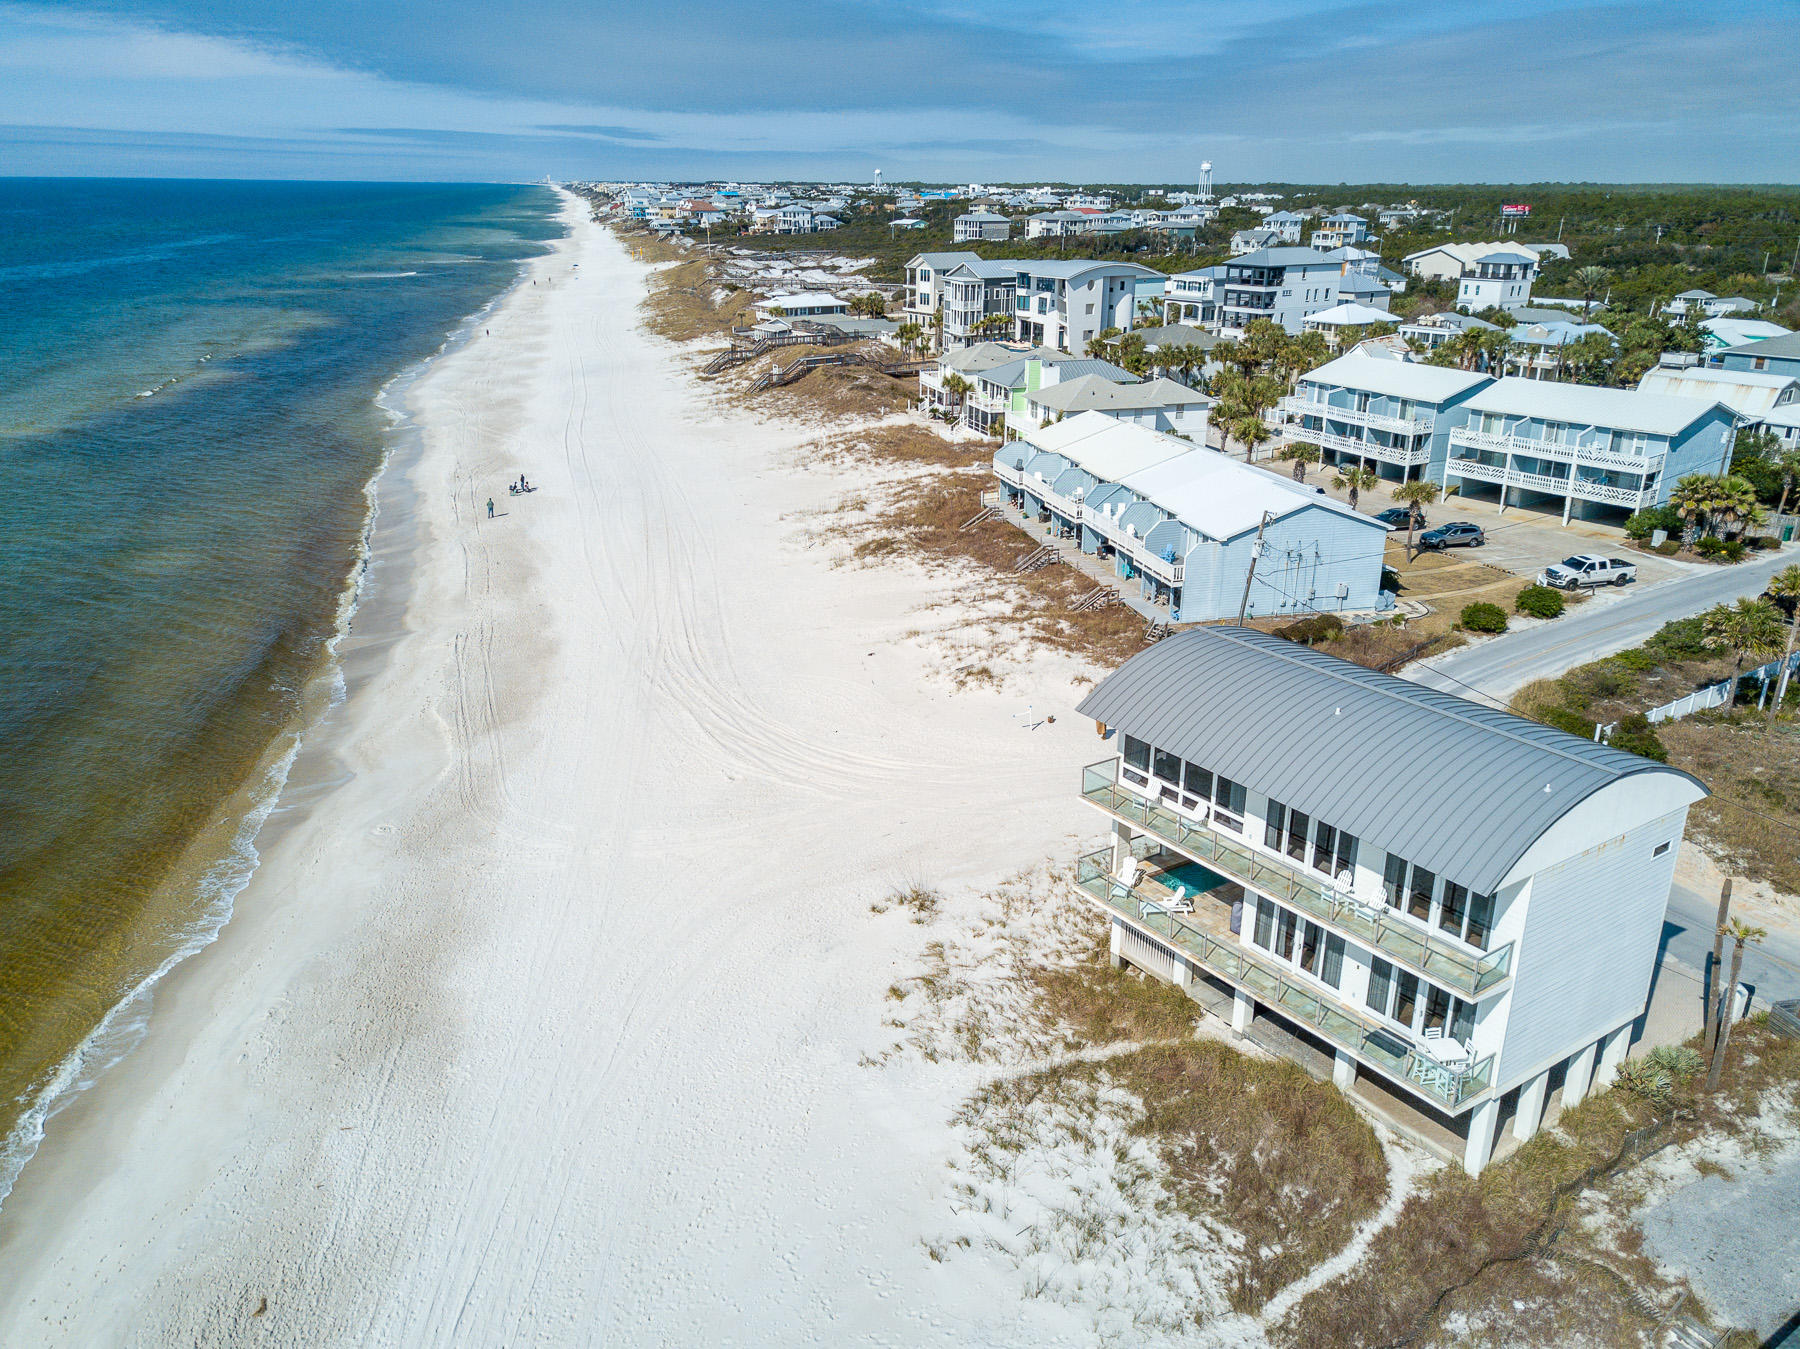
[1198,161,1214,201]
[873,169,883,189]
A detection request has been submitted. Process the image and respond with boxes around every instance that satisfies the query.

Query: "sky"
[3,1,1799,184]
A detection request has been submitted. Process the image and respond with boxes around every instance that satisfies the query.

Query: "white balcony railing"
[1446,458,1654,508]
[1281,396,1431,437]
[1449,427,1664,475]
[1284,427,1432,467]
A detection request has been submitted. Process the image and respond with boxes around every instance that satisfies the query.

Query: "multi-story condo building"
[903,250,983,335]
[1012,260,1165,353]
[953,211,1012,242]
[939,260,1019,348]
[1073,624,1708,1171]
[1444,379,1737,524]
[1311,213,1370,248]
[1457,251,1537,312]
[1162,266,1226,327]
[993,414,1386,618]
[1275,353,1492,482]
[1218,247,1348,336]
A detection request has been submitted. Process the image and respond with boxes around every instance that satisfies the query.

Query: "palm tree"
[1701,597,1786,708]
[1705,918,1766,1092]
[1771,444,1800,519]
[895,320,924,355]
[1574,265,1610,311]
[1672,473,1761,541]
[1392,479,1442,560]
[1764,564,1800,732]
[1332,465,1380,513]
[1279,442,1322,482]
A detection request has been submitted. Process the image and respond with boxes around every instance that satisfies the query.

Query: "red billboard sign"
[1501,203,1532,217]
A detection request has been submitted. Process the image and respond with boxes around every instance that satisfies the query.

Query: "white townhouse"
[1444,379,1738,524]
[1274,352,1493,482]
[939,260,1020,348]
[954,210,1012,242]
[1073,624,1709,1172]
[1218,247,1351,336]
[1026,210,1091,239]
[1457,251,1538,312]
[903,250,983,331]
[1011,260,1166,354]
[1162,265,1227,328]
[993,413,1387,618]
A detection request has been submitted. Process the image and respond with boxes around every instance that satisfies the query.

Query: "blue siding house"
[994,412,1389,620]
[1275,353,1492,483]
[1443,378,1737,524]
[1710,331,1800,381]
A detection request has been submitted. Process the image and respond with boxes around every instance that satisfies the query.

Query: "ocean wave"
[0,233,242,285]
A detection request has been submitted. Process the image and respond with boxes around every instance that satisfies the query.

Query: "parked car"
[1375,506,1427,531]
[1418,522,1486,550]
[1537,554,1638,589]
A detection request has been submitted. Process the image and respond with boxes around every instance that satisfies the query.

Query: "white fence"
[1647,650,1800,725]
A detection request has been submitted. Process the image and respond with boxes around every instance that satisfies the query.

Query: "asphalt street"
[1407,544,1798,704]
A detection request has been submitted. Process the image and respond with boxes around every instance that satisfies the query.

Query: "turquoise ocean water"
[0,178,559,1206]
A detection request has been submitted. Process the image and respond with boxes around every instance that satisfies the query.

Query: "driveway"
[1406,545,1798,700]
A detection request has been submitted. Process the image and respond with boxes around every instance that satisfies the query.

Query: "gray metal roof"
[1074,626,1704,895]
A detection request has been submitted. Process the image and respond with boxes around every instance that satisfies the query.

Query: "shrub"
[1609,712,1668,762]
[1722,539,1747,563]
[1460,601,1507,633]
[1540,706,1595,739]
[1647,616,1709,661]
[1654,539,1682,556]
[1624,504,1681,541]
[1695,535,1727,558]
[1514,585,1565,620]
[1750,533,1780,550]
[1276,614,1344,644]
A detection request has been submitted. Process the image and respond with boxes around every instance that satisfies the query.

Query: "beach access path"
[0,194,1116,1344]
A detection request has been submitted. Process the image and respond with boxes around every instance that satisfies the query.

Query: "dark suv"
[1374,506,1427,530]
[1418,521,1486,550]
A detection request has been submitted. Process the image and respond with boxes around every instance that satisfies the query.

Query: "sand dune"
[0,193,1114,1344]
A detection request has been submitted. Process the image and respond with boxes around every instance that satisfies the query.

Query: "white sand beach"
[0,193,1119,1343]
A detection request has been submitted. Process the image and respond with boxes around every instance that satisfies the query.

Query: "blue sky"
[3,1,1798,183]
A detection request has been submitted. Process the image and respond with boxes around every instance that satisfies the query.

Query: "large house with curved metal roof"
[1071,625,1707,1172]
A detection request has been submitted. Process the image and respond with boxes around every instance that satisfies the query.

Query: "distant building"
[1662,289,1758,320]
[1310,213,1370,248]
[1398,311,1501,351]
[752,292,848,319]
[1263,210,1306,244]
[1299,302,1400,347]
[953,210,1012,242]
[1456,251,1538,312]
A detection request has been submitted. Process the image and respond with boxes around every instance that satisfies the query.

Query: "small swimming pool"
[1159,860,1231,894]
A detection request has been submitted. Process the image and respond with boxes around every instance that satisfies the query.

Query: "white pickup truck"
[1536,553,1638,589]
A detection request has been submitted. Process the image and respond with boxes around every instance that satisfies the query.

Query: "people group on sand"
[508,473,531,495]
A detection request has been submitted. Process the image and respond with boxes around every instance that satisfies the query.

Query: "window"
[1184,761,1212,801]
[1406,865,1436,922]
[1085,303,1095,315]
[1153,747,1182,785]
[1314,823,1357,877]
[1366,958,1393,1016]
[1254,896,1275,949]
[1122,734,1150,774]
[1653,841,1671,857]
[1464,892,1494,950]
[1383,854,1409,907]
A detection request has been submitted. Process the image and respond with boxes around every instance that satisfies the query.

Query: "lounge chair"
[1161,883,1194,914]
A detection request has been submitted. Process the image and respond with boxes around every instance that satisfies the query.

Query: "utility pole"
[1703,877,1732,1057]
[1236,511,1274,626]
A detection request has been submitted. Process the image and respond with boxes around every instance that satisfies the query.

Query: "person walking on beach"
[487,497,494,519]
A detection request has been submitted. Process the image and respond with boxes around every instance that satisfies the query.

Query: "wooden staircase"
[1013,544,1061,574]
[1069,584,1120,612]
[1142,619,1172,644]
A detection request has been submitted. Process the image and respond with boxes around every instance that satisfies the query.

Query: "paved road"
[1663,878,1800,1012]
[1407,546,1798,703]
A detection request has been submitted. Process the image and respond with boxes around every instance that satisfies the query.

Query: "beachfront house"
[1218,248,1349,336]
[992,413,1387,618]
[1011,260,1166,354]
[954,211,1012,242]
[1275,353,1492,482]
[1443,379,1737,524]
[752,292,849,320]
[917,341,1044,422]
[939,260,1020,348]
[1072,624,1708,1172]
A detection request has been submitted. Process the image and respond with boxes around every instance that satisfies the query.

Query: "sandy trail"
[0,196,1105,1345]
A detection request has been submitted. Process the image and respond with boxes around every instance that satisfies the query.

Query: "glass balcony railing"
[1073,848,1495,1109]
[1080,759,1513,997]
